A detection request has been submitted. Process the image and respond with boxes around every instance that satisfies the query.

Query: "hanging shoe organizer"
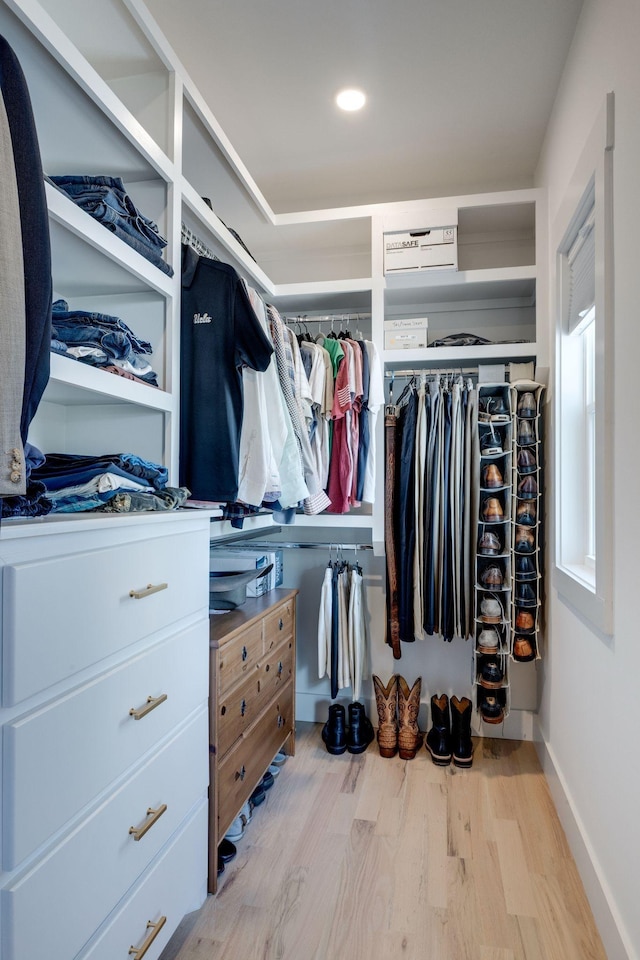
[474,383,513,726]
[473,380,546,726]
[510,381,546,663]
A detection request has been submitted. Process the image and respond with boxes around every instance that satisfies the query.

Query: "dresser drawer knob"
[241,645,248,661]
[277,714,284,728]
[129,916,167,959]
[277,661,283,677]
[129,804,167,842]
[129,693,168,720]
[236,765,246,781]
[241,698,247,716]
[129,582,168,600]
[278,618,284,630]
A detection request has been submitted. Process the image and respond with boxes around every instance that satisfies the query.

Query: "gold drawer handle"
[129,804,167,841]
[129,582,168,600]
[129,916,166,959]
[129,694,168,720]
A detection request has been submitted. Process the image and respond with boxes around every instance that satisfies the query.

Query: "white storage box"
[210,551,271,596]
[209,548,283,596]
[384,226,457,273]
[384,318,428,350]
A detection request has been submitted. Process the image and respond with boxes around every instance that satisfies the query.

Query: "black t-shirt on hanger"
[180,244,273,502]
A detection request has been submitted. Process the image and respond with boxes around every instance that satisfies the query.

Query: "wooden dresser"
[208,588,297,892]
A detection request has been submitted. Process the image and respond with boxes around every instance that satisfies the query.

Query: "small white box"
[210,551,271,596]
[384,226,457,274]
[384,317,428,350]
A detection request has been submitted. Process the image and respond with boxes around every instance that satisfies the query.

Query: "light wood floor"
[161,722,607,960]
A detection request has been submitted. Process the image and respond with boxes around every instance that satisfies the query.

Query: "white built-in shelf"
[4,0,173,180]
[384,265,536,308]
[270,279,373,314]
[45,353,174,410]
[181,179,274,294]
[383,342,537,369]
[294,513,373,529]
[47,183,174,297]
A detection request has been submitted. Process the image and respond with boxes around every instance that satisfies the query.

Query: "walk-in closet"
[0,0,638,958]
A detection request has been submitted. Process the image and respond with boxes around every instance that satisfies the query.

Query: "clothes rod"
[215,540,374,551]
[282,314,371,322]
[385,367,479,378]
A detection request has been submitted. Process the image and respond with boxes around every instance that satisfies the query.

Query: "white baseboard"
[534,722,636,960]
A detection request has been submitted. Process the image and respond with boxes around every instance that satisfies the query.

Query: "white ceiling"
[151,0,584,214]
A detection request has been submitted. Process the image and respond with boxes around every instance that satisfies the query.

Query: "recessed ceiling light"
[336,88,366,112]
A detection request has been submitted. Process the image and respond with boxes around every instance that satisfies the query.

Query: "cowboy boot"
[397,675,423,760]
[450,696,473,768]
[372,674,398,758]
[425,693,452,766]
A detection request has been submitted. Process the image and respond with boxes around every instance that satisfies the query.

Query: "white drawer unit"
[0,514,212,960]
[78,801,208,960]
[2,526,208,705]
[2,708,207,960]
[3,618,207,869]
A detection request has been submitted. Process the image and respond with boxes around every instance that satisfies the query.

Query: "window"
[554,94,614,634]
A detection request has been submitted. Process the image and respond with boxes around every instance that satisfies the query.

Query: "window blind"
[566,206,595,333]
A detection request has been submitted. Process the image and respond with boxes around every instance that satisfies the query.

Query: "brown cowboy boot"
[372,674,398,758]
[397,676,423,760]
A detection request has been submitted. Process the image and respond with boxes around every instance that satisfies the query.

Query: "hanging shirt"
[362,340,384,503]
[326,346,353,514]
[237,289,280,506]
[180,245,274,502]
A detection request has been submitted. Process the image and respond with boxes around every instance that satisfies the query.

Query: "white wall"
[535,0,640,957]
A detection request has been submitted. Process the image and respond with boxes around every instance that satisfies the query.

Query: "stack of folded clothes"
[49,175,173,276]
[0,443,53,519]
[51,299,159,387]
[31,452,189,514]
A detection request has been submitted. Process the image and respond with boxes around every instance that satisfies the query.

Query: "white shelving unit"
[0,7,550,953]
[1,0,544,538]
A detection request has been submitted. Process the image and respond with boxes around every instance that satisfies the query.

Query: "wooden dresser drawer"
[77,800,208,960]
[2,709,207,960]
[2,528,208,706]
[217,683,294,836]
[218,636,294,758]
[3,619,208,870]
[217,620,263,697]
[263,598,295,653]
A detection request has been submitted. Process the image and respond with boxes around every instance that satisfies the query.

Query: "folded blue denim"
[105,223,173,276]
[51,322,134,361]
[33,452,168,490]
[0,479,52,518]
[52,300,152,353]
[50,176,165,247]
[36,461,151,492]
[50,175,173,276]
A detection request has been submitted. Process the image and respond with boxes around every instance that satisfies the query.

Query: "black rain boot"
[321,703,347,755]
[425,694,452,766]
[347,701,375,754]
[451,696,473,768]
